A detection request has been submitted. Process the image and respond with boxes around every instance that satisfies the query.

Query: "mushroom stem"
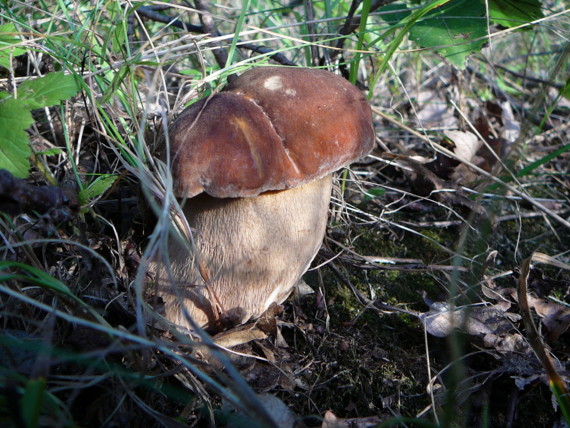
[156,174,332,331]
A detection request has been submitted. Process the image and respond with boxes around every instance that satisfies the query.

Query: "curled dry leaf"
[222,393,297,428]
[396,156,487,216]
[321,410,382,428]
[256,393,297,428]
[420,303,515,338]
[212,326,268,349]
[499,101,521,143]
[444,130,484,183]
[444,130,482,163]
[526,295,570,342]
[513,374,545,391]
[419,296,529,353]
[481,283,514,312]
[483,272,570,342]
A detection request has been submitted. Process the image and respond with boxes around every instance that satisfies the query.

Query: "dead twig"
[517,252,570,416]
[193,0,228,68]
[0,169,78,218]
[135,5,297,67]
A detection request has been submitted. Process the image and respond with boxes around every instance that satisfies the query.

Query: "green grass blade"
[226,0,253,69]
[368,0,452,99]
[349,0,373,84]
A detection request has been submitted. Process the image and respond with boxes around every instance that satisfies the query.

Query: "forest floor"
[1,1,569,427]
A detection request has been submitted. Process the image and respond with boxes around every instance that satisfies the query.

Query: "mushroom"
[156,67,374,331]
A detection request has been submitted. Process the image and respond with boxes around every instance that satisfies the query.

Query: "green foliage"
[0,23,26,69]
[78,174,119,206]
[21,377,46,428]
[377,0,545,70]
[0,98,34,177]
[408,0,488,69]
[379,0,487,69]
[562,75,570,99]
[0,72,80,178]
[369,0,454,95]
[363,187,386,200]
[0,261,79,301]
[226,0,252,68]
[487,0,544,28]
[17,72,79,110]
[349,0,373,84]
[0,372,74,428]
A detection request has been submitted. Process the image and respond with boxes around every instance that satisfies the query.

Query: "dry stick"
[303,0,319,65]
[136,5,203,32]
[517,253,570,411]
[372,106,570,230]
[193,0,228,68]
[0,169,78,217]
[492,63,565,90]
[135,5,297,67]
[330,0,387,63]
[327,238,471,273]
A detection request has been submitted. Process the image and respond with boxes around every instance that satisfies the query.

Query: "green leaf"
[0,72,80,177]
[22,378,46,428]
[36,147,63,156]
[112,20,127,53]
[370,0,453,95]
[78,174,118,204]
[18,72,80,110]
[364,187,386,200]
[100,66,129,103]
[561,76,570,100]
[487,0,544,29]
[0,23,27,69]
[0,261,77,299]
[0,98,33,177]
[409,0,487,69]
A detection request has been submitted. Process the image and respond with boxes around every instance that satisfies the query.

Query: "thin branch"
[135,5,297,67]
[193,0,228,68]
[493,63,564,89]
[0,169,78,217]
[136,6,203,33]
[304,0,319,65]
[330,0,389,63]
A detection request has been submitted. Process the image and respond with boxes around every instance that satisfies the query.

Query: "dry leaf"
[500,101,521,143]
[321,410,382,428]
[481,283,514,312]
[444,130,484,183]
[213,326,267,349]
[526,295,570,341]
[420,302,514,337]
[444,130,482,163]
[256,393,297,428]
[415,90,458,129]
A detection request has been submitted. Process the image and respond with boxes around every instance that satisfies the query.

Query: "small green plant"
[369,0,545,82]
[0,24,80,178]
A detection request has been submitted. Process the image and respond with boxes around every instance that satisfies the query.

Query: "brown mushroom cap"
[169,67,375,198]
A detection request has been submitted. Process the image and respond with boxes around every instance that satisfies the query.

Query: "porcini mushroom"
[156,67,374,331]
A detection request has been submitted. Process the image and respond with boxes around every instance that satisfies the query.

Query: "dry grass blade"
[518,252,570,418]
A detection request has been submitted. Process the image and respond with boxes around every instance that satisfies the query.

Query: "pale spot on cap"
[263,75,283,91]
